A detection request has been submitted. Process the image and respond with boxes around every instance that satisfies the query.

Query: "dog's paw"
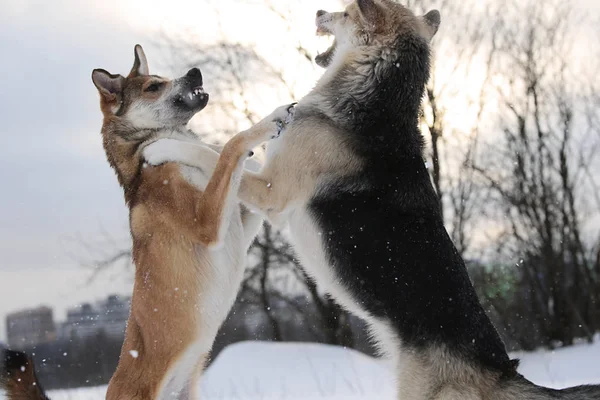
[285,103,296,124]
[143,138,186,166]
[236,103,296,150]
[271,102,297,139]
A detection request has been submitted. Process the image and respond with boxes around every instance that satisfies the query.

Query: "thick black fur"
[2,348,27,378]
[308,31,516,376]
[1,349,49,399]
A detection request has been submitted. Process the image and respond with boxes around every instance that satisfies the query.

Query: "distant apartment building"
[59,295,130,340]
[6,306,56,349]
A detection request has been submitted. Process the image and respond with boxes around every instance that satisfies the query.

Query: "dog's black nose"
[317,10,327,17]
[186,68,202,78]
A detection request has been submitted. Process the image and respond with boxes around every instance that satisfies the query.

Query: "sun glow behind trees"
[116,0,600,260]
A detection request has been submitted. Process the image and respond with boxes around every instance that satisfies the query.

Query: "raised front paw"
[234,103,296,150]
[143,138,187,166]
[271,102,296,139]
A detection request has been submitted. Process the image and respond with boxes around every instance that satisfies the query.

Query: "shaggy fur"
[145,1,600,398]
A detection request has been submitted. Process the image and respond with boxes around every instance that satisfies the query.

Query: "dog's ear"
[421,10,440,41]
[129,44,149,77]
[92,69,125,102]
[357,0,383,30]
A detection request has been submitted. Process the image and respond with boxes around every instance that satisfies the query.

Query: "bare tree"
[238,226,355,346]
[472,0,600,346]
[81,0,600,351]
[400,0,503,256]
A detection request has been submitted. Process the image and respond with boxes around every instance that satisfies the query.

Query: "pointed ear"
[357,0,383,29]
[92,69,125,101]
[128,44,149,77]
[422,10,441,41]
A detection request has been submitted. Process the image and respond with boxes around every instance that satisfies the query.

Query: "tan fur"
[234,0,434,215]
[395,346,511,399]
[144,0,435,222]
[88,46,290,400]
[106,162,208,400]
[238,117,362,223]
[141,2,452,397]
[106,130,279,399]
[127,6,600,399]
[143,2,486,398]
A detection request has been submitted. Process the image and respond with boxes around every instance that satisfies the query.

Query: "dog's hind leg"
[155,341,207,400]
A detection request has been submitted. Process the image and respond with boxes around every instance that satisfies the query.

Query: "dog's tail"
[511,375,600,399]
[540,384,600,399]
[0,349,49,399]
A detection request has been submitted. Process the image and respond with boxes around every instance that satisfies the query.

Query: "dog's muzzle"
[176,68,209,110]
[316,11,333,35]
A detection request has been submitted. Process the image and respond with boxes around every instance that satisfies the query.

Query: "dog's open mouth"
[315,43,336,68]
[176,86,209,110]
[315,15,336,68]
[188,86,206,101]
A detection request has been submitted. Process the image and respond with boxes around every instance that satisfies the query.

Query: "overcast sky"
[0,0,143,341]
[0,0,598,342]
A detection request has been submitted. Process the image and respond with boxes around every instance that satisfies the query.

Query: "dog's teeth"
[188,93,194,100]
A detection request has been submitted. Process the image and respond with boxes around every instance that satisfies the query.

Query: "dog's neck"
[100,120,195,204]
[305,33,431,161]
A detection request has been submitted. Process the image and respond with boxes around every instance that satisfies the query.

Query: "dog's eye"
[145,82,163,93]
[343,12,349,17]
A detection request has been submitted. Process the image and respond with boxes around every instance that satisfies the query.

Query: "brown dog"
[0,45,294,400]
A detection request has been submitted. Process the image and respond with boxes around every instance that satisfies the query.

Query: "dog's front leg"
[144,140,221,176]
[236,165,304,228]
[145,140,293,223]
[189,104,294,247]
[144,141,262,182]
[238,171,277,213]
[144,104,294,245]
[204,143,261,172]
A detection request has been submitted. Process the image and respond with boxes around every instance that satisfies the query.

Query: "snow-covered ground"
[513,336,600,389]
[43,339,600,400]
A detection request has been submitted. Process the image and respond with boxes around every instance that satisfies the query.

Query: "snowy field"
[40,339,600,400]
